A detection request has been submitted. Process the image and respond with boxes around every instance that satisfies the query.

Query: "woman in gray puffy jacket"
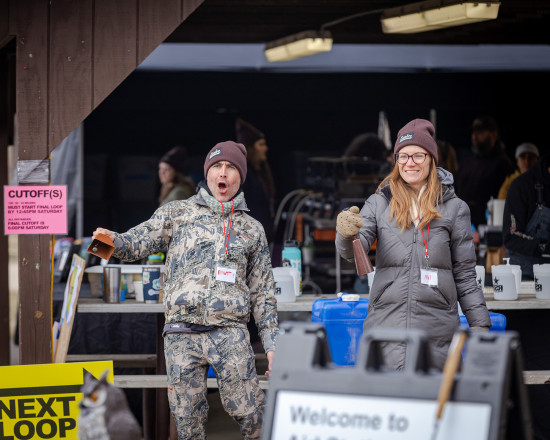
[335,118,491,370]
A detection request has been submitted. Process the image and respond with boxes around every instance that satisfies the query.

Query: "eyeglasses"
[395,152,429,164]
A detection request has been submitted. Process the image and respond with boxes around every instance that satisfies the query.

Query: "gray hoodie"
[336,168,491,370]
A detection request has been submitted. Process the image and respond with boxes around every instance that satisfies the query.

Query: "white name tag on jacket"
[216,266,236,283]
[420,268,438,286]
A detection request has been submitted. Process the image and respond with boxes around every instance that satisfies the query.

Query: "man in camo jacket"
[93,140,278,439]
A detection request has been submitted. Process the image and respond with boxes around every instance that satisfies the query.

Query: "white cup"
[534,264,550,299]
[475,265,485,289]
[492,266,518,300]
[134,281,144,302]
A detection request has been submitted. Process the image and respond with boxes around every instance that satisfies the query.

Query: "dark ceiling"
[166,0,550,45]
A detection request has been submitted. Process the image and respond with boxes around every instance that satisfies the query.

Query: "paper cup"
[475,265,485,289]
[134,281,144,302]
[534,264,550,299]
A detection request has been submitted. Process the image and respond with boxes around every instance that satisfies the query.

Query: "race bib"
[420,268,438,287]
[216,265,236,283]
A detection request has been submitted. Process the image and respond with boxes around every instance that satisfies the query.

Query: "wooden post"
[14,0,52,365]
[0,43,14,366]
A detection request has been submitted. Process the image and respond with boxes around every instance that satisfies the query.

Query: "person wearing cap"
[503,152,550,280]
[497,142,540,200]
[92,140,278,439]
[236,118,276,243]
[335,118,491,371]
[454,115,515,228]
[158,145,196,206]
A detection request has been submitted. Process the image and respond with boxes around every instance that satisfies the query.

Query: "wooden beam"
[48,0,93,150]
[0,46,12,366]
[14,0,52,365]
[0,0,11,49]
[92,0,138,107]
[137,0,199,64]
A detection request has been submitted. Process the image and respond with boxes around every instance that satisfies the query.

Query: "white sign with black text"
[270,390,491,440]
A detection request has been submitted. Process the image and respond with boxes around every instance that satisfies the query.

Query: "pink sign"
[4,186,67,235]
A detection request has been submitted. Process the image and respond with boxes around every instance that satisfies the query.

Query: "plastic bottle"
[282,240,302,295]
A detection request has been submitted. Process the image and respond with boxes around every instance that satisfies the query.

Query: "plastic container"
[459,312,507,332]
[492,258,521,300]
[272,267,299,302]
[533,264,550,299]
[311,293,369,366]
[282,240,302,295]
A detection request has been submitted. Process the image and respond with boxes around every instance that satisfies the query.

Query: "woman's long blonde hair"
[377,157,442,230]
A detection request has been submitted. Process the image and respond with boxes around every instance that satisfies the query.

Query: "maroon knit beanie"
[160,145,187,174]
[394,119,438,162]
[204,141,247,183]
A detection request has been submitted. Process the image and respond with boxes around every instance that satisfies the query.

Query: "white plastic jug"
[272,267,299,302]
[533,264,550,299]
[502,257,522,293]
[487,198,506,227]
[475,265,485,290]
[491,264,518,300]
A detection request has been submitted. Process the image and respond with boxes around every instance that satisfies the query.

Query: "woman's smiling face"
[396,145,431,193]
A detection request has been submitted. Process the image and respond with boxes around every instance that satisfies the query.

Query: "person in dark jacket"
[455,116,515,229]
[503,153,550,280]
[335,118,491,371]
[236,118,276,243]
[158,145,196,206]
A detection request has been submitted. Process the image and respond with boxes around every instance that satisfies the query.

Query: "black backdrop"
[83,69,550,234]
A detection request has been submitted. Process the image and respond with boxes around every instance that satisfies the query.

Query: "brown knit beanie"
[160,145,187,174]
[235,118,265,149]
[204,141,247,183]
[394,119,438,162]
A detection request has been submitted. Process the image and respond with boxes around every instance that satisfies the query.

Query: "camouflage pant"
[164,326,265,439]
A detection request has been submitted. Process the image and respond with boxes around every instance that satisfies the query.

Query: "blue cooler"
[311,294,369,366]
[460,312,506,332]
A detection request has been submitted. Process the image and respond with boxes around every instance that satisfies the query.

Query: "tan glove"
[470,326,490,332]
[336,206,363,239]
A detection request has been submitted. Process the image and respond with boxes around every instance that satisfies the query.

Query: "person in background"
[335,118,491,371]
[498,142,540,200]
[236,118,276,243]
[343,132,388,161]
[436,139,459,176]
[503,153,550,280]
[93,141,278,439]
[158,145,196,206]
[455,115,515,229]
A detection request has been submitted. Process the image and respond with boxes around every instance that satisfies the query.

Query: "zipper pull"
[413,228,417,243]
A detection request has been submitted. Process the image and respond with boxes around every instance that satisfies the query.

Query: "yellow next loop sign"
[0,361,114,440]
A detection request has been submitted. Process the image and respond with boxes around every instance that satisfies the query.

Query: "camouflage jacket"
[112,188,278,353]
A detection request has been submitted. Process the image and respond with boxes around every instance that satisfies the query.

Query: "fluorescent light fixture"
[264,30,333,62]
[381,0,500,34]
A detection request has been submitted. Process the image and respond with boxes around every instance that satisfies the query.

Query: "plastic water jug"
[272,267,299,302]
[311,293,369,366]
[533,264,550,299]
[282,240,302,295]
[492,259,521,300]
